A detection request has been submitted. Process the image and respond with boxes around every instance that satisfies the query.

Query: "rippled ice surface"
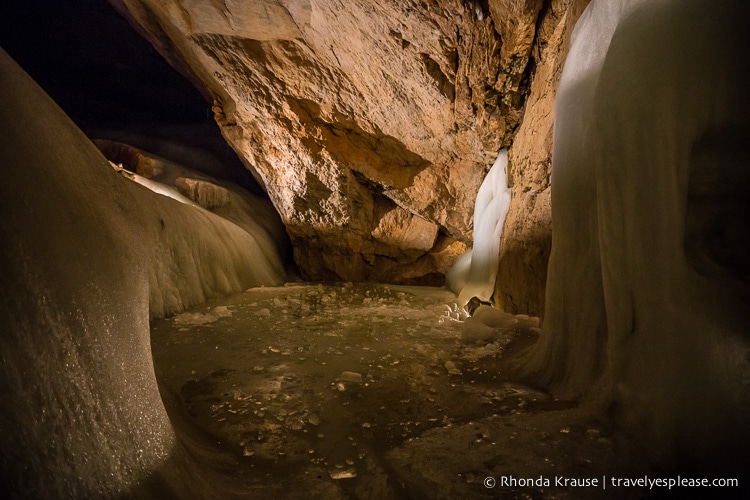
[151,283,629,498]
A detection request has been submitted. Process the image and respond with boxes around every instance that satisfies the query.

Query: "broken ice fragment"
[339,371,363,383]
[329,467,357,480]
[212,306,232,318]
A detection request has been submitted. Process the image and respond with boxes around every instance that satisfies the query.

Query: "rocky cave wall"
[111,0,590,314]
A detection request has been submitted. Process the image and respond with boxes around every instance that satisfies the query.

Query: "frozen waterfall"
[448,149,511,306]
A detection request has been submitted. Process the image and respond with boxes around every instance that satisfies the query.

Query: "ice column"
[527,0,750,468]
[448,149,511,305]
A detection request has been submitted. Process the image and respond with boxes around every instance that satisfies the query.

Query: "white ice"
[0,47,286,497]
[448,149,512,305]
[528,0,750,466]
[130,171,199,207]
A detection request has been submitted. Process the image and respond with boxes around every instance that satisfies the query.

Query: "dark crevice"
[419,53,457,101]
[507,0,552,142]
[532,0,555,59]
[471,0,490,20]
[0,0,262,192]
[685,125,750,284]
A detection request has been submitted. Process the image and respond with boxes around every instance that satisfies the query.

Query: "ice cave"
[1,0,748,498]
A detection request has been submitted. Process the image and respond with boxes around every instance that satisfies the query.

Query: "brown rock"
[498,0,591,315]
[371,207,439,257]
[174,177,231,209]
[111,0,587,297]
[95,138,164,178]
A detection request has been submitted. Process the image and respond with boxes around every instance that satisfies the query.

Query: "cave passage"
[3,0,749,497]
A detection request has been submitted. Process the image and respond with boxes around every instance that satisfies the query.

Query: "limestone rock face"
[495,0,591,315]
[95,138,165,178]
[111,0,585,303]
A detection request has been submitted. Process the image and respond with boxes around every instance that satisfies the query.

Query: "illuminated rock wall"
[110,0,589,302]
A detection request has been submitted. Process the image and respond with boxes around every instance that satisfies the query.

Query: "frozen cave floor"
[150,283,647,499]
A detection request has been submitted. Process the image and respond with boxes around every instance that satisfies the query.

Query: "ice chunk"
[329,467,357,480]
[173,306,233,326]
[461,318,498,343]
[212,306,232,318]
[471,305,517,329]
[174,312,218,326]
[339,371,363,383]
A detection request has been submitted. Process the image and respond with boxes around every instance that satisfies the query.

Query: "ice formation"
[101,146,288,319]
[0,48,286,496]
[527,0,750,467]
[448,149,512,305]
[130,171,199,206]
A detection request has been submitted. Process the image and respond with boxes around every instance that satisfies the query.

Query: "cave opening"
[0,0,262,193]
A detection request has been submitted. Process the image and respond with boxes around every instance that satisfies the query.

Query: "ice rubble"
[0,48,286,497]
[149,282,546,494]
[174,305,233,327]
[448,149,511,305]
[527,0,750,467]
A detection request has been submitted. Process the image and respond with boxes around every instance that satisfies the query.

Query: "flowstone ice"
[0,48,285,497]
[448,150,511,305]
[527,0,750,469]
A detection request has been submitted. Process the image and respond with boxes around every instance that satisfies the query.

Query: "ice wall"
[528,0,750,468]
[0,48,285,496]
[448,150,511,305]
[111,155,288,318]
